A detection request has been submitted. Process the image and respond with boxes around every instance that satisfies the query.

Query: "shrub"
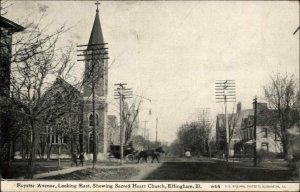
[256,150,278,164]
[287,151,300,169]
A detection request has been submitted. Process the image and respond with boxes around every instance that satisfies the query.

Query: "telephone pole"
[77,43,109,168]
[114,83,132,165]
[253,97,257,167]
[215,80,236,162]
[197,108,211,124]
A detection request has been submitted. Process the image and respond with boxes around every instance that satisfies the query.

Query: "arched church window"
[89,133,94,153]
[96,114,99,126]
[89,114,93,126]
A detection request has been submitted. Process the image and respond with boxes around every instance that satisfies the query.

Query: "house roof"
[0,16,25,32]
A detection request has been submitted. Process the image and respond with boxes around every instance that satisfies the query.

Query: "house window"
[261,143,269,152]
[51,135,59,144]
[61,135,67,144]
[51,135,66,144]
[249,128,252,139]
[89,113,99,126]
[262,128,268,138]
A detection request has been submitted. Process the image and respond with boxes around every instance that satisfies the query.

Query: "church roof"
[0,16,25,32]
[87,11,105,49]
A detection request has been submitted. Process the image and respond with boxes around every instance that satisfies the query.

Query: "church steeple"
[88,1,105,48]
[82,1,108,156]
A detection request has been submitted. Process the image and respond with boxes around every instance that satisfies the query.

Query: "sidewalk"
[32,163,158,179]
[33,165,92,179]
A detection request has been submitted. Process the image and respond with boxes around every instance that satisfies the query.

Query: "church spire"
[88,0,104,48]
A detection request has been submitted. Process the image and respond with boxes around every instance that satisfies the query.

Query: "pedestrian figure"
[79,153,84,166]
[71,153,78,167]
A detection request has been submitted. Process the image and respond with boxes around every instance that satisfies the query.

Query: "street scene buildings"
[0,0,299,185]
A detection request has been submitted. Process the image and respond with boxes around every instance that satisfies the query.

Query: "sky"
[6,1,299,143]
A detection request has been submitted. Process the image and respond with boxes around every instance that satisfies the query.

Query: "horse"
[137,147,165,163]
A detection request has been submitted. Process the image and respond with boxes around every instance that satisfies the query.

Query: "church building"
[11,3,111,160]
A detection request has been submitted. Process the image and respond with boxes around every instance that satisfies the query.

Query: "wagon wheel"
[126,154,135,161]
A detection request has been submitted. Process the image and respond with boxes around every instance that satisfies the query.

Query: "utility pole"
[155,117,158,144]
[253,97,257,167]
[142,120,148,139]
[215,80,236,162]
[197,108,211,125]
[77,43,109,168]
[114,83,132,165]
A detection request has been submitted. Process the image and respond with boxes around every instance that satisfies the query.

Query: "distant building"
[0,16,24,175]
[130,103,139,137]
[237,103,283,155]
[216,102,253,157]
[107,115,119,144]
[216,102,287,157]
[0,16,24,97]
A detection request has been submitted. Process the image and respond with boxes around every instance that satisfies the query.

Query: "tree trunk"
[26,121,38,179]
[21,135,25,160]
[282,134,289,158]
[281,122,289,158]
[46,141,50,160]
[46,126,50,160]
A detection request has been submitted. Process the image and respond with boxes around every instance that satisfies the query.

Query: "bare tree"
[263,73,299,157]
[176,121,214,156]
[0,0,13,16]
[122,98,142,145]
[216,105,240,153]
[200,120,216,158]
[4,16,81,177]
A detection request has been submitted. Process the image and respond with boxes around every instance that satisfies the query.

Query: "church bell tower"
[82,2,108,158]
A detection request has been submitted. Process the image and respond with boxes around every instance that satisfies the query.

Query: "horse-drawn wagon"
[108,144,137,161]
[108,144,165,163]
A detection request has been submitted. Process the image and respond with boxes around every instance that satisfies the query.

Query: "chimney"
[237,102,241,114]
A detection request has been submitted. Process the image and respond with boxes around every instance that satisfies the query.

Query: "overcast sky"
[7,1,299,143]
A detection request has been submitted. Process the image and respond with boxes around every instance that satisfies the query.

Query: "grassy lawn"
[44,167,140,180]
[143,161,298,181]
[5,162,63,179]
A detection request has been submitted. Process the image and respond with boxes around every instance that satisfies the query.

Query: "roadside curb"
[19,163,158,179]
